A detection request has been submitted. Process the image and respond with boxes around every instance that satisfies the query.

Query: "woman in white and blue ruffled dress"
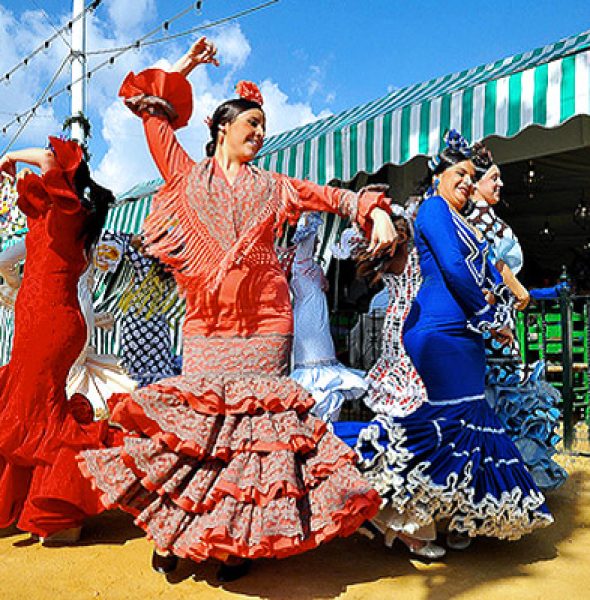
[289,212,367,422]
[465,143,567,491]
[334,130,553,553]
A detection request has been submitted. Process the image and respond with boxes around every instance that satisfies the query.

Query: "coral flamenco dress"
[79,69,383,563]
[0,138,107,537]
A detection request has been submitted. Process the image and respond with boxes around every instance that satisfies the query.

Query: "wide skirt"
[79,334,380,562]
[334,394,553,541]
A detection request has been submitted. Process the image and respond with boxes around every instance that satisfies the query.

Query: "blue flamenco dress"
[464,199,567,491]
[335,195,553,540]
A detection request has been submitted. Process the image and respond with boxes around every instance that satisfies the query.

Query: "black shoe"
[151,550,178,574]
[216,559,252,582]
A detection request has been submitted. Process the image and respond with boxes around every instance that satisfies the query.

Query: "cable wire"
[1,55,71,155]
[2,0,101,84]
[29,0,74,51]
[0,0,278,137]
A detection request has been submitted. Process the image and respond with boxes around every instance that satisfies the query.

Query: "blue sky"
[0,0,589,192]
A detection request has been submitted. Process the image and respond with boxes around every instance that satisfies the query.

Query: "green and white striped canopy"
[103,28,590,235]
[253,29,590,184]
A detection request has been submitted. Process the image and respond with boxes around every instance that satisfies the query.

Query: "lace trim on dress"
[353,416,553,540]
[182,333,291,377]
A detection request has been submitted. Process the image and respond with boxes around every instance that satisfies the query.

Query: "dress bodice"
[407,195,499,332]
[17,207,87,311]
[121,68,391,343]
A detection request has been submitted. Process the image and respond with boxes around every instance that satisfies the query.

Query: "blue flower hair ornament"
[427,128,472,172]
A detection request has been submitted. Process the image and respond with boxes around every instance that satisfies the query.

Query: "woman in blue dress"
[335,130,553,552]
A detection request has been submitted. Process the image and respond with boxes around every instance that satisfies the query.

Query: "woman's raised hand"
[367,207,398,256]
[187,37,219,67]
[172,36,219,76]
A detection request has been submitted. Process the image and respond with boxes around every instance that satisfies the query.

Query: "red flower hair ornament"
[235,80,263,106]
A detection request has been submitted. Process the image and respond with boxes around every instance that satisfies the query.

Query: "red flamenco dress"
[79,69,384,562]
[0,138,107,537]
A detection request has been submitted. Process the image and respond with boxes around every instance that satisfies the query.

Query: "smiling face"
[475,164,503,205]
[219,108,266,163]
[437,159,475,210]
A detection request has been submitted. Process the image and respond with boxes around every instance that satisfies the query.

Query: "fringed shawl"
[143,158,299,295]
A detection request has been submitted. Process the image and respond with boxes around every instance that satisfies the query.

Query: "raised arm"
[0,148,57,178]
[119,38,219,183]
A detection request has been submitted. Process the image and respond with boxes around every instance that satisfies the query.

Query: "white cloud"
[0,7,64,149]
[260,80,331,136]
[105,0,156,37]
[0,9,330,195]
[210,24,251,74]
[92,100,159,194]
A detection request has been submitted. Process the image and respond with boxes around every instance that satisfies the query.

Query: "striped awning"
[104,178,160,233]
[253,29,590,184]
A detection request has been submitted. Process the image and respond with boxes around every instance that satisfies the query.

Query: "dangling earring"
[433,177,440,192]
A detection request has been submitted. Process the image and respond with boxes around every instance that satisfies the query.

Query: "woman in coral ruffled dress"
[79,37,395,581]
[0,138,113,542]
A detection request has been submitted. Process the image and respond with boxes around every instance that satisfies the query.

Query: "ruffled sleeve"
[119,69,194,183]
[277,177,392,237]
[16,136,83,218]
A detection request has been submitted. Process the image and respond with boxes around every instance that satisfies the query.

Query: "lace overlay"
[183,334,291,377]
[80,334,380,561]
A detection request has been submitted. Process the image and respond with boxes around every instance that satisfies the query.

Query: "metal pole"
[560,285,574,450]
[70,0,87,144]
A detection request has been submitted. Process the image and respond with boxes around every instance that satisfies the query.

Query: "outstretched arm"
[282,177,397,257]
[120,38,219,183]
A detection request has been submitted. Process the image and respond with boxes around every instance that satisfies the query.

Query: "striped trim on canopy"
[253,29,590,184]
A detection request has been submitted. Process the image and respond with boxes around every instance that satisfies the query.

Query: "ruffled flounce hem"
[79,372,381,559]
[486,369,567,491]
[142,373,315,415]
[335,400,554,541]
[364,358,427,417]
[290,363,367,422]
[79,453,379,562]
[66,350,138,419]
[108,390,326,461]
[0,408,109,467]
[79,432,357,512]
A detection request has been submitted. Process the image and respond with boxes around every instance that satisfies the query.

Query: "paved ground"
[1,453,589,600]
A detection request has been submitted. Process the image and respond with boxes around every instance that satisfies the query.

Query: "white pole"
[70,0,87,144]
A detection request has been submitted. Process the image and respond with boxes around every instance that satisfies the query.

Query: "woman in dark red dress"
[0,137,113,541]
